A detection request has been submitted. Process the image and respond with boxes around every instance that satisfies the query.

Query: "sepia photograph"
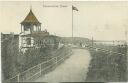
[0,1,128,83]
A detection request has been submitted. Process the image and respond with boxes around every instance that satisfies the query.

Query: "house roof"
[21,9,41,25]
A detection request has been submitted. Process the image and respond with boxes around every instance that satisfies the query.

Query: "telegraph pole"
[125,27,127,45]
[92,36,94,47]
[123,26,128,81]
[72,5,73,44]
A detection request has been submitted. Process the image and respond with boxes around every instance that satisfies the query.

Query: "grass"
[86,44,127,82]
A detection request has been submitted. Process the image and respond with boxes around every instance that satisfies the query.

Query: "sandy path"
[35,48,91,83]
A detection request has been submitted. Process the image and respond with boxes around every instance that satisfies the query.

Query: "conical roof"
[21,9,41,25]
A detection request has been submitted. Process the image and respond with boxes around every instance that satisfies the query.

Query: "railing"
[85,45,126,56]
[85,45,127,81]
[6,49,72,82]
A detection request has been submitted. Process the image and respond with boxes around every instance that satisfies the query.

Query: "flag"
[72,5,78,11]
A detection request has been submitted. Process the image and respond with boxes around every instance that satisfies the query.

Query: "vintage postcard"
[0,1,128,83]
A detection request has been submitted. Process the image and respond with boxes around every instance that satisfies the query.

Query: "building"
[19,9,59,52]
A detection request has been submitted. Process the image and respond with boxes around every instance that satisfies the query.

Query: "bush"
[86,45,127,82]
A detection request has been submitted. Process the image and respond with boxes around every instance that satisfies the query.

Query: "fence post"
[17,74,20,82]
[39,64,41,76]
[55,57,57,66]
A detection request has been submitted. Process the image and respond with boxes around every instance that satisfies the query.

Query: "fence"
[6,48,72,82]
[85,45,126,56]
[85,44,127,81]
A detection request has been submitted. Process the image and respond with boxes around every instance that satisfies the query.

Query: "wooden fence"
[6,48,72,82]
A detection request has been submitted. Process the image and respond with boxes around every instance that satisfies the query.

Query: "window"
[26,38,31,45]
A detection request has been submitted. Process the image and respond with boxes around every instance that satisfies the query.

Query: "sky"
[0,1,128,40]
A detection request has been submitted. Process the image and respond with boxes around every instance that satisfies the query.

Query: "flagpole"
[72,5,78,44]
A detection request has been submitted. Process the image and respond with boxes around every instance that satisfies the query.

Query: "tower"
[20,9,41,34]
[19,9,42,51]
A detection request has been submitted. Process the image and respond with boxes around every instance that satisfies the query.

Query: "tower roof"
[21,9,41,25]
